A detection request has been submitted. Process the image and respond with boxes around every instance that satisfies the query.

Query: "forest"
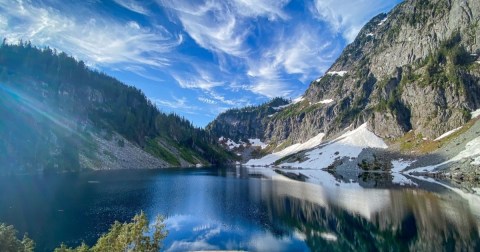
[0,41,233,173]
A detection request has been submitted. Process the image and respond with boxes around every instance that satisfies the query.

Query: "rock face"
[206,98,289,141]
[209,0,480,147]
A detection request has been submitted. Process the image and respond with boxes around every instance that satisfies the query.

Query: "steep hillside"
[209,0,480,180]
[0,42,233,174]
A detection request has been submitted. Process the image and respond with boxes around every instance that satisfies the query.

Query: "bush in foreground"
[1,212,167,252]
[0,223,35,252]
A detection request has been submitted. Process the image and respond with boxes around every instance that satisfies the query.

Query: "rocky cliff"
[210,0,480,146]
[206,97,289,142]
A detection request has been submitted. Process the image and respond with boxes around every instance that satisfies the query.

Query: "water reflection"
[0,167,478,251]
[248,167,480,251]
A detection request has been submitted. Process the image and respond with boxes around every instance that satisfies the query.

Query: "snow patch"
[327,71,348,77]
[434,126,462,141]
[472,108,480,118]
[366,33,374,37]
[272,104,290,110]
[272,96,305,111]
[219,137,246,150]
[409,136,480,173]
[315,78,322,82]
[320,232,337,242]
[225,139,242,149]
[316,99,334,104]
[246,133,325,166]
[248,138,268,149]
[378,17,388,26]
[292,96,304,104]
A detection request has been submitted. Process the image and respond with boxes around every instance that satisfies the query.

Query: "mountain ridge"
[208,0,480,183]
[0,42,233,173]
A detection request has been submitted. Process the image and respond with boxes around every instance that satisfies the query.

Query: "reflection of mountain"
[254,173,480,251]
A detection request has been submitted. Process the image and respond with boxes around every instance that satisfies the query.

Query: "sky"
[0,0,402,127]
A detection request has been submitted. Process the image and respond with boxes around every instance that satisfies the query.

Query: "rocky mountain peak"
[209,0,480,152]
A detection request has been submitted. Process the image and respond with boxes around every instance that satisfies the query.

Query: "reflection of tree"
[261,181,479,251]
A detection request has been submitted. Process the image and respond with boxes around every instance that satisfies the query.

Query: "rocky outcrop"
[206,98,289,142]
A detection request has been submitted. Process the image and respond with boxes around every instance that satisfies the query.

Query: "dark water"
[0,167,479,251]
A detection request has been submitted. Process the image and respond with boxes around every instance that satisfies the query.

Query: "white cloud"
[231,0,291,20]
[160,0,250,57]
[171,71,224,91]
[312,0,398,42]
[113,0,150,15]
[150,96,199,114]
[198,97,217,104]
[245,25,341,97]
[248,80,292,98]
[0,1,181,68]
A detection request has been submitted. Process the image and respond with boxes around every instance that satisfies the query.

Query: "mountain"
[206,97,289,143]
[0,42,233,174]
[208,0,480,182]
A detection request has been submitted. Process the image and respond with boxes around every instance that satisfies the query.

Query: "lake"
[0,166,479,251]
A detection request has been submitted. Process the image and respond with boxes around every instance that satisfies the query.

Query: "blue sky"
[0,0,402,127]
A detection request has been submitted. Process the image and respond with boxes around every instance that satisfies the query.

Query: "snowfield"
[246,123,387,169]
[409,136,480,173]
[248,138,267,149]
[246,133,325,166]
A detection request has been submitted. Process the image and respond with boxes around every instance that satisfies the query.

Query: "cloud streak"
[311,0,400,42]
[0,0,182,68]
[113,0,150,15]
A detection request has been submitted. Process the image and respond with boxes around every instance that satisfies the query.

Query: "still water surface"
[0,166,479,251]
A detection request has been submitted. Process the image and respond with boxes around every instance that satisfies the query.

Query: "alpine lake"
[0,166,479,251]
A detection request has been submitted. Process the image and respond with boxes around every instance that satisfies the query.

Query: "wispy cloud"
[0,0,182,68]
[198,97,217,104]
[311,0,400,42]
[150,96,199,114]
[245,24,341,97]
[113,0,150,15]
[160,0,250,57]
[230,0,291,20]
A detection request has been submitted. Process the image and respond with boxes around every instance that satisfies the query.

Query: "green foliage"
[145,138,180,166]
[54,212,167,252]
[413,31,477,92]
[0,223,35,252]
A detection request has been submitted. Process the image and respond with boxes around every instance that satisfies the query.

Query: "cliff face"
[210,0,480,147]
[206,98,289,142]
